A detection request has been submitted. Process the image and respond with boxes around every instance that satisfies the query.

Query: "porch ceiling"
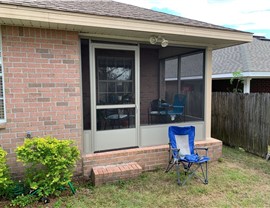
[0,4,253,49]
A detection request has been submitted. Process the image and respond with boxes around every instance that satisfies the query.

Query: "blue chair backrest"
[168,126,195,159]
[170,94,186,114]
[173,94,186,107]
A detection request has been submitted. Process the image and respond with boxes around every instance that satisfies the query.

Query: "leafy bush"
[10,194,38,207]
[16,136,80,197]
[0,147,13,197]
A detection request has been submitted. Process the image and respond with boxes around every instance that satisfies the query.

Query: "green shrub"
[16,136,80,197]
[10,194,38,207]
[0,147,13,197]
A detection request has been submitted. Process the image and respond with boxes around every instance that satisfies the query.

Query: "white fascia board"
[212,73,233,79]
[0,4,252,45]
[212,72,270,79]
[243,72,270,78]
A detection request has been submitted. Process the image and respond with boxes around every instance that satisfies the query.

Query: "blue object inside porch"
[167,94,186,121]
[148,94,186,124]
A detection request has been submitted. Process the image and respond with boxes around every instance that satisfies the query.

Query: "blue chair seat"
[180,154,210,163]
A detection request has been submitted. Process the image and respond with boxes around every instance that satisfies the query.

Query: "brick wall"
[251,79,270,93]
[213,78,270,93]
[140,48,159,124]
[0,26,82,176]
[83,138,222,178]
[212,79,244,92]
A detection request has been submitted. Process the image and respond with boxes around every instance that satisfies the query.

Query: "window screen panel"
[0,99,4,119]
[0,33,5,120]
[0,76,3,98]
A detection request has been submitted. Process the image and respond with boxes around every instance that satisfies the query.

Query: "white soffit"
[0,4,253,49]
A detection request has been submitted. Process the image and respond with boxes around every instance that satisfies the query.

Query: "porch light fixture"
[161,38,169,47]
[149,35,169,47]
[149,35,158,44]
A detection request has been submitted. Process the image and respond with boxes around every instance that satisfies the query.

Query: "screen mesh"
[0,51,2,73]
[0,99,4,119]
[0,76,3,98]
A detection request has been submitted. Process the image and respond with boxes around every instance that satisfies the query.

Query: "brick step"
[91,162,142,186]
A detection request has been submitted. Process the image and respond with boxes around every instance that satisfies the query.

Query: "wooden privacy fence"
[212,92,270,157]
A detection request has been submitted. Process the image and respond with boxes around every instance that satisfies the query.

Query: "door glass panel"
[97,108,135,131]
[96,49,135,105]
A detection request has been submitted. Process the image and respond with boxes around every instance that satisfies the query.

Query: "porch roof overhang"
[0,4,253,49]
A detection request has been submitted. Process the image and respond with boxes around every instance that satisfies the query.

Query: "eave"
[0,4,253,49]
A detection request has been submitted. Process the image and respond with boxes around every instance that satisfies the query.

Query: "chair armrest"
[194,147,208,151]
[194,147,208,157]
[167,144,181,161]
[168,145,180,152]
[161,103,170,108]
[173,105,184,109]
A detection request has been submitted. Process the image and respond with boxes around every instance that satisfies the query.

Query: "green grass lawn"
[3,146,270,208]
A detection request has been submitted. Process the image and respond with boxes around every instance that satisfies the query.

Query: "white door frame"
[89,42,140,152]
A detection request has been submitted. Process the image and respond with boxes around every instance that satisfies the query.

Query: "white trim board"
[0,26,6,123]
[212,72,270,79]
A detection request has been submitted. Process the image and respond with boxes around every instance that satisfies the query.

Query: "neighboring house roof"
[212,36,270,78]
[0,0,244,33]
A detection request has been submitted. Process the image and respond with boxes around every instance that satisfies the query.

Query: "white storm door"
[90,43,140,152]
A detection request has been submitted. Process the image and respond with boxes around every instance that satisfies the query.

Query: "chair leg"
[165,162,175,173]
[165,156,175,173]
[194,162,208,185]
[179,162,209,186]
[196,162,208,184]
[181,164,201,186]
[205,162,208,184]
[176,163,181,185]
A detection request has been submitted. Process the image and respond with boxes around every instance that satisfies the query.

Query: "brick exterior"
[213,79,270,93]
[251,79,270,93]
[92,162,142,186]
[83,138,222,178]
[0,26,82,176]
[212,79,244,92]
[140,48,159,124]
[0,26,223,181]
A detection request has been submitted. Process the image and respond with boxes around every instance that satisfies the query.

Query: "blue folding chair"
[167,94,186,121]
[165,126,210,186]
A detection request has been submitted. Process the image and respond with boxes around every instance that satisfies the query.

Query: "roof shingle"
[213,37,270,74]
[0,0,245,32]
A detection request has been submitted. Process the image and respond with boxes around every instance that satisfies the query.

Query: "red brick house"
[212,36,270,93]
[0,0,252,182]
